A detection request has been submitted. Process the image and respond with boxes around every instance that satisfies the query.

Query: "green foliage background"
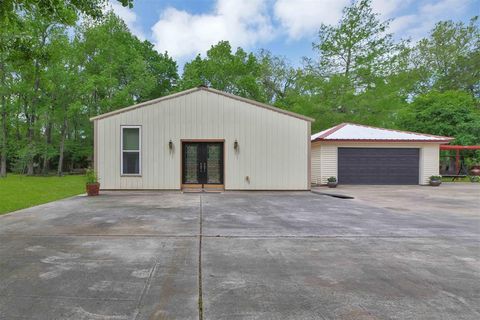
[0,0,479,177]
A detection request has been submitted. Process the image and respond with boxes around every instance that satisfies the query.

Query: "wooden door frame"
[180,139,226,190]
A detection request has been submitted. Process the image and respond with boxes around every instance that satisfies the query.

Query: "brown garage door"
[338,148,419,185]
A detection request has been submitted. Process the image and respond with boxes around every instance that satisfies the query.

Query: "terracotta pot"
[327,181,337,188]
[470,165,480,176]
[86,183,100,196]
[429,180,441,187]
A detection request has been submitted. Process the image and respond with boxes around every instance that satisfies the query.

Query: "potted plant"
[465,152,480,176]
[429,175,442,187]
[86,168,100,196]
[327,176,337,188]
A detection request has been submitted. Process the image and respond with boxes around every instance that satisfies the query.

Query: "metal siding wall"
[96,90,309,189]
[311,144,322,185]
[314,142,441,185]
[420,144,440,185]
[320,145,338,184]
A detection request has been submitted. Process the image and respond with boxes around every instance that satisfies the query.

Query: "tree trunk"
[25,110,35,175]
[0,61,6,177]
[26,162,34,175]
[345,48,352,77]
[0,94,6,178]
[41,120,52,175]
[57,116,67,176]
[26,28,48,176]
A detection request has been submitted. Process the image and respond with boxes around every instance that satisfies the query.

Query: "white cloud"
[109,1,146,40]
[151,0,274,59]
[274,0,349,39]
[371,0,412,18]
[385,0,473,40]
[273,0,414,40]
[389,14,417,34]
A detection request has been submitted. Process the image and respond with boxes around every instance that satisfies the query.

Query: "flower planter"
[86,183,100,196]
[327,181,338,188]
[429,180,441,187]
[470,165,480,176]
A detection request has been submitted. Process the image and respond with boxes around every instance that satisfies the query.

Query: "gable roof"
[90,86,314,122]
[311,123,453,143]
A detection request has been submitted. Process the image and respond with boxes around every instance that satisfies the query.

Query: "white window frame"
[121,125,142,176]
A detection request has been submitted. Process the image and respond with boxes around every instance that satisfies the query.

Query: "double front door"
[182,142,224,186]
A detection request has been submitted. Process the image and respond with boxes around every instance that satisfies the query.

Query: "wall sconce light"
[169,140,173,152]
[234,140,239,151]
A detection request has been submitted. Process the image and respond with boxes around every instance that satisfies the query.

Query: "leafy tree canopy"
[0,0,133,25]
[398,90,480,145]
[180,41,266,102]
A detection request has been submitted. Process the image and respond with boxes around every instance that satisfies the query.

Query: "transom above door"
[182,141,224,188]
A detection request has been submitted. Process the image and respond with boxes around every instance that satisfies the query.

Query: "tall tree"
[413,17,479,96]
[181,41,265,102]
[0,21,14,177]
[294,0,407,132]
[310,0,402,84]
[257,49,298,104]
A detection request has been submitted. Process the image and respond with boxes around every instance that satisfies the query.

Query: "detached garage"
[91,86,313,191]
[311,123,453,185]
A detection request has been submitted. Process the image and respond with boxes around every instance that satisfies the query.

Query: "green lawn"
[0,174,85,215]
[442,176,479,182]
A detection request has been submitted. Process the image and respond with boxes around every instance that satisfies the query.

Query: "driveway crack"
[132,262,159,320]
[198,194,204,320]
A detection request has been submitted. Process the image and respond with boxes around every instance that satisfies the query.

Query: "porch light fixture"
[234,140,239,151]
[169,140,173,151]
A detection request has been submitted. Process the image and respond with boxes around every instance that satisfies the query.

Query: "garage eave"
[311,123,454,144]
[313,138,453,143]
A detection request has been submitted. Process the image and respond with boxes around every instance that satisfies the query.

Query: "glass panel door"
[183,143,200,184]
[206,143,223,184]
[182,142,223,186]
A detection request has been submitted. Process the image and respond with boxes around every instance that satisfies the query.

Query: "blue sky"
[109,0,478,69]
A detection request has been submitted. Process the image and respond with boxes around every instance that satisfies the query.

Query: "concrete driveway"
[313,183,480,215]
[0,190,479,319]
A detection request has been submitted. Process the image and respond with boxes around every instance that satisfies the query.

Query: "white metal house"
[90,86,314,190]
[311,123,453,185]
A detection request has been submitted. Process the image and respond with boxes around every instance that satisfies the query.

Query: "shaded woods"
[0,0,479,177]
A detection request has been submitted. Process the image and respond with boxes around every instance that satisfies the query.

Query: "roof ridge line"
[316,123,348,139]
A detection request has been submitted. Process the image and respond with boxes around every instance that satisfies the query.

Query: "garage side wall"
[311,144,322,185]
[95,90,309,190]
[313,142,441,185]
[319,145,337,185]
[420,144,441,184]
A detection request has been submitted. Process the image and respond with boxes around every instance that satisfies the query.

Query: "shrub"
[85,168,98,184]
[430,175,442,181]
[327,176,337,183]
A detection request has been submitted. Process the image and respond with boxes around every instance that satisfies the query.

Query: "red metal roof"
[440,145,480,150]
[311,123,454,143]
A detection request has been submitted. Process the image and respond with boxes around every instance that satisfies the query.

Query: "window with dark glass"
[121,126,140,175]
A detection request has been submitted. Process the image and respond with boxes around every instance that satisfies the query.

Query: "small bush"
[430,175,442,181]
[85,168,98,184]
[327,176,337,183]
[469,175,480,183]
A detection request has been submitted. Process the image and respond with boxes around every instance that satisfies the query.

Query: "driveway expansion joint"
[198,194,204,320]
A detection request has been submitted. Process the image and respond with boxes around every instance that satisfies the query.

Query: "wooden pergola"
[440,145,480,177]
